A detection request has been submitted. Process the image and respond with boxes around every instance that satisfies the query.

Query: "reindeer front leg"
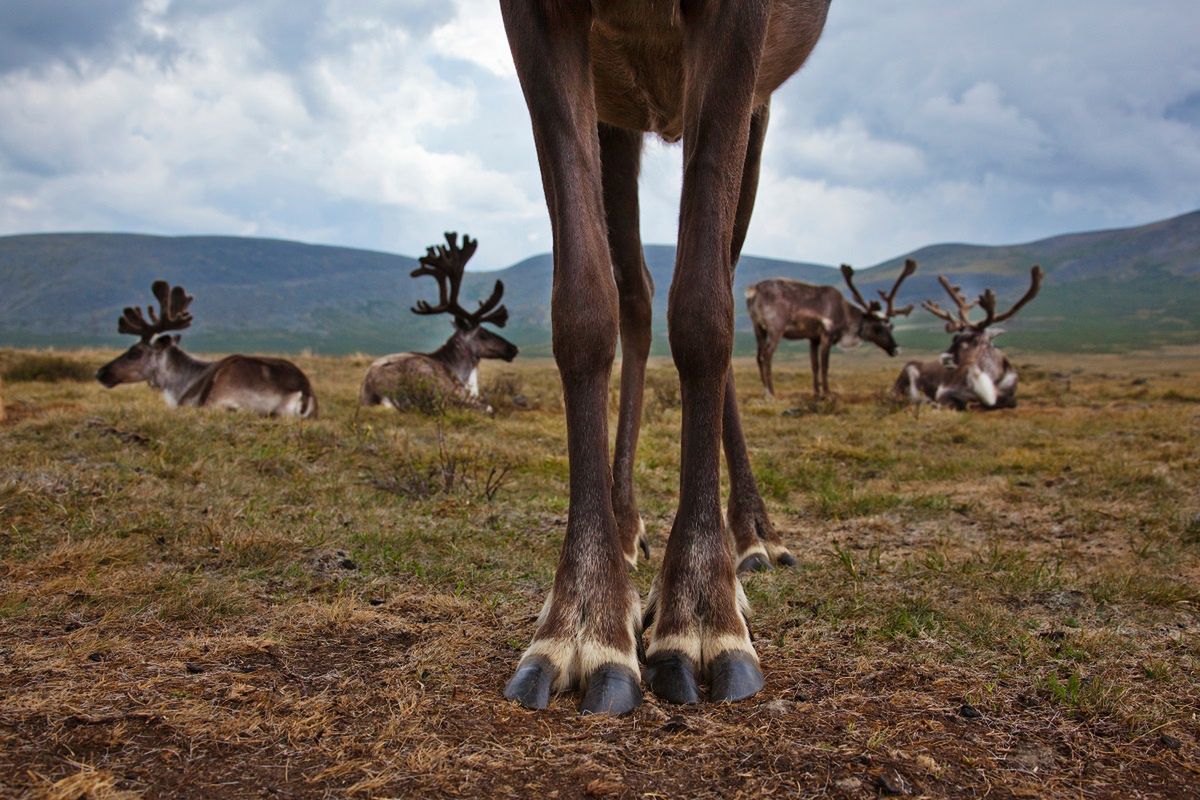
[644,1,770,704]
[500,1,640,715]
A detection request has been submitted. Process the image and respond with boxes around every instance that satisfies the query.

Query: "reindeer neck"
[153,347,211,406]
[429,333,479,387]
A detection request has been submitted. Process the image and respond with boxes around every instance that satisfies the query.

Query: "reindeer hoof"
[580,665,642,715]
[775,551,798,568]
[645,653,701,705]
[638,534,651,561]
[503,656,556,709]
[708,651,764,702]
[737,553,772,574]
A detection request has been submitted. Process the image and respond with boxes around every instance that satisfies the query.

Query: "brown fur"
[500,0,831,713]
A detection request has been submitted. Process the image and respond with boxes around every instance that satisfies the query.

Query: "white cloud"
[0,0,1197,271]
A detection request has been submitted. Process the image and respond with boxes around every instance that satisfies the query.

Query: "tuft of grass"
[2,351,94,382]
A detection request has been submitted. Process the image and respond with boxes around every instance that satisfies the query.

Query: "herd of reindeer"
[92,232,1043,417]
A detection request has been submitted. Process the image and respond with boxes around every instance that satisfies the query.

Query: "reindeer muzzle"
[95,368,120,388]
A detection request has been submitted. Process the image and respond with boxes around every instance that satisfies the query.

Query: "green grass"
[0,347,1198,797]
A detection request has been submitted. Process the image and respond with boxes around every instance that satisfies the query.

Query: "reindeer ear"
[985,327,1006,340]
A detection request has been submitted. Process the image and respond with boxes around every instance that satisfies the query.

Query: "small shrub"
[370,427,513,502]
[2,353,94,383]
[484,372,530,412]
[381,374,450,416]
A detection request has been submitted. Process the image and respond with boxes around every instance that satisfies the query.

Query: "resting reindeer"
[747,260,917,398]
[96,280,318,418]
[360,232,518,412]
[499,0,832,715]
[894,266,1043,409]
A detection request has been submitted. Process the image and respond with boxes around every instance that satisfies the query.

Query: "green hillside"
[1,210,1197,355]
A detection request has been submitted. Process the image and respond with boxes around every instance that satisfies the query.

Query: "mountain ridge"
[1,210,1198,354]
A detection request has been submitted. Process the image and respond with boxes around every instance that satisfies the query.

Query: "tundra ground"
[1,347,1198,798]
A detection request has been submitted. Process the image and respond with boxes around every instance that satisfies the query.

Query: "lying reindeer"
[360,232,518,412]
[894,266,1043,409]
[96,280,318,418]
[746,259,917,398]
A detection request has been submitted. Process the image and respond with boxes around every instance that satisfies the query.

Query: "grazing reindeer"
[748,260,917,398]
[96,281,318,418]
[359,233,518,412]
[499,1,832,715]
[895,266,1044,409]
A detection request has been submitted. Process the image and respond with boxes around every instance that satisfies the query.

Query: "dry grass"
[1,346,1198,798]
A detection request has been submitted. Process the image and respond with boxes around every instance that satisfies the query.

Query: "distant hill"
[1,210,1198,355]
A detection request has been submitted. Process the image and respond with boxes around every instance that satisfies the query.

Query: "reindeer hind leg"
[723,103,795,572]
[601,122,653,569]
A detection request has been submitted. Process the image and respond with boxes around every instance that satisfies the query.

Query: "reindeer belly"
[590,0,830,140]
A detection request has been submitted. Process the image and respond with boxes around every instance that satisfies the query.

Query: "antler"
[921,275,977,332]
[877,258,917,318]
[117,280,194,342]
[840,264,882,316]
[977,265,1044,329]
[410,232,508,329]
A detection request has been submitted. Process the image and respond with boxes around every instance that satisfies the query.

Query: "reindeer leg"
[754,325,774,399]
[601,122,653,569]
[809,340,821,398]
[722,103,794,572]
[500,2,640,715]
[819,337,833,397]
[644,2,769,705]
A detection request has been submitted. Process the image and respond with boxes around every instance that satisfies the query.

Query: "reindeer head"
[412,232,519,363]
[840,259,917,356]
[923,266,1043,364]
[96,280,194,388]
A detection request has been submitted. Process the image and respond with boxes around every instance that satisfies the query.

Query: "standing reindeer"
[894,266,1044,409]
[359,233,518,412]
[499,1,832,715]
[747,260,917,398]
[96,280,318,418]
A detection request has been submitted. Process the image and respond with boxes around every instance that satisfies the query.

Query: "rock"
[834,777,863,792]
[763,698,792,716]
[1006,743,1056,773]
[185,661,205,674]
[876,768,911,795]
[661,714,689,733]
[1158,733,1182,750]
[958,703,982,719]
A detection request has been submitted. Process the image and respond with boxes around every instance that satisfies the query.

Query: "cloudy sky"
[1,0,1197,270]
